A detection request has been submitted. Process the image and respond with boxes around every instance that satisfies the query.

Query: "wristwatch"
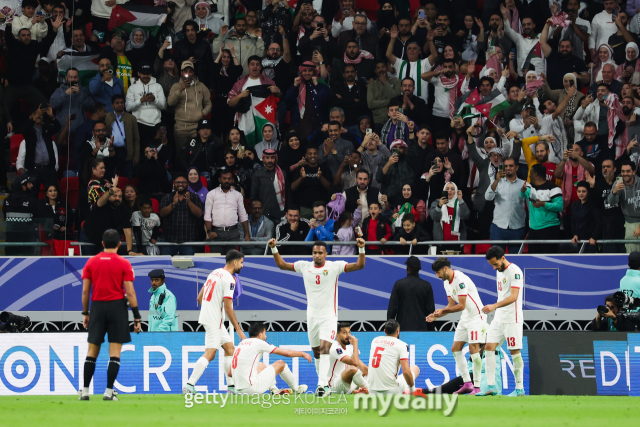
[319,61,324,65]
[332,150,337,155]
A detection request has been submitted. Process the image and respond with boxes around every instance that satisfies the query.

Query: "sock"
[353,371,369,389]
[104,387,113,397]
[269,376,279,393]
[106,357,120,391]
[187,357,209,386]
[512,353,524,390]
[280,363,298,390]
[453,351,471,383]
[314,357,320,375]
[83,357,96,392]
[484,351,496,386]
[317,354,330,387]
[223,356,234,387]
[470,353,482,388]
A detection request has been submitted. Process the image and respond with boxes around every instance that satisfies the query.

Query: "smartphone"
[499,164,506,172]
[634,134,638,142]
[398,107,404,114]
[69,113,76,120]
[159,126,167,134]
[314,45,322,53]
[441,191,449,199]
[613,7,619,18]
[166,36,172,49]
[392,148,399,156]
[107,68,113,74]
[343,6,349,14]
[36,11,43,16]
[569,80,575,87]
[419,10,425,20]
[616,176,624,185]
[316,22,324,29]
[41,102,49,109]
[238,146,246,155]
[149,144,156,150]
[431,160,438,169]
[71,82,79,87]
[529,197,537,204]
[366,128,372,135]
[183,73,190,81]
[510,47,516,55]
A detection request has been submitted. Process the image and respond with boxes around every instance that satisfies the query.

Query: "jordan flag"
[108,4,168,36]
[475,90,510,119]
[456,88,482,116]
[522,42,542,73]
[237,85,279,148]
[57,51,99,88]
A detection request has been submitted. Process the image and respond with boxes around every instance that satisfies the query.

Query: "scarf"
[592,44,615,83]
[187,166,203,192]
[125,28,147,51]
[605,93,629,158]
[394,202,415,228]
[327,193,345,220]
[485,53,503,76]
[526,73,543,97]
[615,42,640,84]
[441,74,460,118]
[297,62,318,119]
[507,8,521,34]
[344,49,374,64]
[440,182,461,237]
[262,56,283,68]
[563,73,578,141]
[562,159,586,215]
[549,11,570,28]
[399,58,421,98]
[381,119,406,146]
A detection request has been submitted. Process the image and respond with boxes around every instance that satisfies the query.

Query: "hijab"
[278,131,307,171]
[187,166,203,192]
[626,42,639,68]
[125,28,147,51]
[440,181,461,237]
[593,43,615,83]
[377,2,397,30]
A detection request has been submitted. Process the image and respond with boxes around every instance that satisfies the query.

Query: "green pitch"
[1,394,638,427]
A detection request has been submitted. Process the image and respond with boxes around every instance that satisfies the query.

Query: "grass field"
[1,394,638,426]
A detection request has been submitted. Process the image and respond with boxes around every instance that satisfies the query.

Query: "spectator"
[429,12,457,55]
[332,211,358,255]
[73,102,107,169]
[589,0,620,61]
[50,68,93,138]
[187,167,208,204]
[277,131,307,174]
[576,121,617,175]
[40,184,72,242]
[34,58,58,101]
[261,4,293,51]
[565,181,602,253]
[204,169,250,254]
[78,123,115,198]
[337,13,377,55]
[305,201,335,243]
[391,213,431,255]
[85,158,114,210]
[609,13,635,65]
[155,42,180,99]
[555,143,596,227]
[123,184,140,216]
[290,146,333,218]
[158,173,205,256]
[377,139,415,207]
[174,20,216,87]
[423,130,464,188]
[105,94,140,179]
[331,40,375,85]
[390,183,426,223]
[386,34,436,101]
[387,256,435,331]
[540,27,589,90]
[330,64,370,127]
[340,168,384,226]
[16,105,61,198]
[243,199,275,255]
[89,0,120,35]
[521,163,564,253]
[318,120,353,177]
[390,78,428,127]
[11,0,47,41]
[99,34,134,94]
[212,18,265,76]
[422,59,466,134]
[380,100,410,147]
[477,13,513,62]
[357,131,391,188]
[167,61,212,152]
[251,148,289,224]
[384,19,420,61]
[124,28,163,75]
[297,14,336,64]
[501,5,544,77]
[138,145,169,200]
[66,27,101,54]
[192,1,223,37]
[3,175,39,256]
[285,61,330,141]
[541,74,584,142]
[89,58,125,113]
[81,187,136,257]
[361,201,392,254]
[211,46,243,138]
[551,0,590,61]
[520,134,561,182]
[429,182,470,250]
[132,198,161,255]
[537,85,576,160]
[274,205,311,255]
[125,61,167,150]
[608,160,640,253]
[334,150,362,191]
[587,160,625,253]
[367,61,401,132]
[588,65,623,97]
[177,118,215,173]
[254,124,281,161]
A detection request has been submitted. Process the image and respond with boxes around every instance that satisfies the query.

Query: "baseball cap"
[181,60,195,70]
[139,61,152,74]
[405,256,421,269]
[197,118,212,130]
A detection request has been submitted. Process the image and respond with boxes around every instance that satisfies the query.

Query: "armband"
[131,306,141,320]
[271,246,279,254]
[359,246,365,254]
[81,311,89,316]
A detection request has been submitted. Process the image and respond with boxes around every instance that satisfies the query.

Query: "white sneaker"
[294,384,308,394]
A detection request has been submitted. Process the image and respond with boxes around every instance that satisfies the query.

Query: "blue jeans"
[490,224,526,254]
[160,244,196,256]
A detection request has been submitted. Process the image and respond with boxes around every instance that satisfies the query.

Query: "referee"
[80,229,142,401]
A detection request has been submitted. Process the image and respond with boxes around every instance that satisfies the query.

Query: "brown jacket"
[167,76,212,126]
[105,111,141,163]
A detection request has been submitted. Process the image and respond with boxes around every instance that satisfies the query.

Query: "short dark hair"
[434,131,449,142]
[530,163,547,179]
[102,229,121,249]
[328,120,341,128]
[337,322,351,333]
[384,319,400,335]
[312,241,328,252]
[89,102,106,114]
[225,249,244,263]
[486,245,505,261]
[111,94,125,104]
[479,76,494,87]
[140,197,153,207]
[249,321,266,338]
[287,204,300,213]
[247,55,262,66]
[173,172,187,182]
[620,159,636,172]
[250,198,263,207]
[369,201,381,210]
[356,169,370,180]
[67,67,79,75]
[388,98,403,110]
[22,0,38,8]
[182,19,198,33]
[305,145,318,153]
[431,257,451,272]
[401,77,415,86]
[402,212,415,223]
[576,180,589,191]
[584,121,598,131]
[436,11,449,20]
[597,82,611,92]
[312,200,325,209]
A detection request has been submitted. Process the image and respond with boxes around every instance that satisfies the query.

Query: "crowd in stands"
[3,0,640,256]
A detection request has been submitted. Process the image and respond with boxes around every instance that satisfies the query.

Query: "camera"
[0,311,31,333]
[613,291,640,311]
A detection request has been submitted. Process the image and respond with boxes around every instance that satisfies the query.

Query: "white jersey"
[443,270,485,323]
[328,341,353,387]
[367,336,409,391]
[198,268,236,328]
[293,260,348,318]
[494,263,524,324]
[231,338,276,391]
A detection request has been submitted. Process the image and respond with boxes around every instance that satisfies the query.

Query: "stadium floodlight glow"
[171,257,195,270]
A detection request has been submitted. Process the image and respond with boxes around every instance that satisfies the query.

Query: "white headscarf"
[440,181,461,237]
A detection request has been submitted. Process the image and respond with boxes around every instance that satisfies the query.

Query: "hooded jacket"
[167,76,212,126]
[212,32,266,76]
[148,283,178,332]
[608,176,640,223]
[125,76,167,126]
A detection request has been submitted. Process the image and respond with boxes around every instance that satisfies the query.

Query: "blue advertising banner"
[628,334,640,397]
[0,255,628,312]
[594,340,629,396]
[0,332,529,396]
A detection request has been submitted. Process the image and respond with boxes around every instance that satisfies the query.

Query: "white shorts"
[370,373,413,394]
[307,316,337,347]
[330,377,354,394]
[204,325,233,349]
[486,321,523,350]
[237,365,276,394]
[454,319,488,344]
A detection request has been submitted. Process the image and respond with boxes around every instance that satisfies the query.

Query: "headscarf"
[186,166,203,192]
[278,131,307,171]
[297,61,319,119]
[255,123,281,159]
[344,49,374,64]
[526,72,543,97]
[593,44,615,83]
[125,28,147,51]
[440,181,461,237]
[377,2,397,30]
[263,148,286,211]
[617,42,640,83]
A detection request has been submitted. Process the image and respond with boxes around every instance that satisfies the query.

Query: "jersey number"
[231,348,241,369]
[471,331,478,341]
[330,330,335,340]
[316,275,320,285]
[507,337,516,347]
[371,347,384,368]
[498,282,502,292]
[203,279,217,302]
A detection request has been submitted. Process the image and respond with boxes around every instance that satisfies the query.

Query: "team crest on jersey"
[323,270,328,276]
[336,348,343,355]
[459,283,465,289]
[515,274,520,279]
[503,278,507,283]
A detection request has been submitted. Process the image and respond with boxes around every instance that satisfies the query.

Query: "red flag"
[465,88,482,106]
[475,103,492,118]
[255,95,279,123]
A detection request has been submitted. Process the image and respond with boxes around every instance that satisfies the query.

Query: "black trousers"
[527,225,561,254]
[138,123,158,156]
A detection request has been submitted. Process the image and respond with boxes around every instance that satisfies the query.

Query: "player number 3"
[315,275,320,284]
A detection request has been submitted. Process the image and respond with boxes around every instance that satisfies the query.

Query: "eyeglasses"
[175,181,188,185]
[269,48,281,51]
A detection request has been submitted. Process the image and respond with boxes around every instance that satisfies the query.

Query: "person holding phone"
[11,0,48,41]
[608,160,640,253]
[50,68,93,135]
[429,182,470,251]
[540,24,589,91]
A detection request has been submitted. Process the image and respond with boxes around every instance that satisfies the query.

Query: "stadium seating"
[59,177,79,209]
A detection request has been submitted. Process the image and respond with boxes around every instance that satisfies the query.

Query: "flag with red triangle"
[456,88,482,116]
[237,91,279,148]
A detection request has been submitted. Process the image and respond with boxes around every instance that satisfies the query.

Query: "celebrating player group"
[182,241,524,397]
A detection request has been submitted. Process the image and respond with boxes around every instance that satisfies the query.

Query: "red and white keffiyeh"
[441,74,460,118]
[605,93,628,158]
[549,11,571,28]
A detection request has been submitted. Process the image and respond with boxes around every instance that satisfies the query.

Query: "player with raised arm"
[231,322,312,395]
[478,246,525,397]
[183,250,247,395]
[267,237,366,396]
[427,257,488,395]
[367,320,420,394]
[327,322,370,394]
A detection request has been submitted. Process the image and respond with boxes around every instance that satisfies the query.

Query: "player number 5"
[371,346,384,368]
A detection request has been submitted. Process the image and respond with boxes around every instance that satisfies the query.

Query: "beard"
[560,50,572,59]
[97,135,106,143]
[177,187,187,194]
[221,182,231,190]
[623,106,633,116]
[110,200,121,207]
[269,52,280,60]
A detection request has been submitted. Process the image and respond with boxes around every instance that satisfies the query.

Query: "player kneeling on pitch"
[427,257,488,395]
[367,320,419,394]
[328,322,370,394]
[231,322,312,395]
